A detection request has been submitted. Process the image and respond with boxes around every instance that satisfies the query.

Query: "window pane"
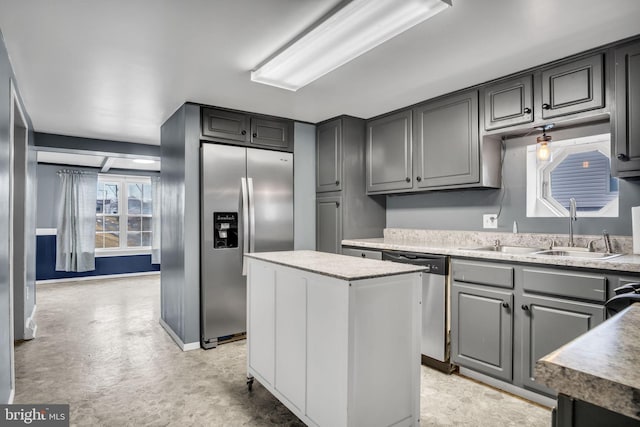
[141,232,152,247]
[96,217,104,232]
[142,184,153,214]
[104,183,119,214]
[142,217,152,232]
[95,233,104,249]
[128,183,142,214]
[104,215,119,232]
[127,232,141,247]
[127,216,141,232]
[96,182,104,214]
[104,232,119,248]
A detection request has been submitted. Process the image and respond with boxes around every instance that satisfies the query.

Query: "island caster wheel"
[247,376,254,392]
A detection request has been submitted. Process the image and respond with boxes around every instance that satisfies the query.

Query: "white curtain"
[151,176,161,264]
[55,170,98,272]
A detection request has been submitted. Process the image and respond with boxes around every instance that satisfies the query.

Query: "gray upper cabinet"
[250,118,292,150]
[613,40,640,177]
[202,108,249,142]
[540,54,604,119]
[366,110,413,193]
[201,107,293,152]
[414,90,480,188]
[483,75,534,130]
[316,119,343,193]
[520,294,605,396]
[316,196,342,254]
[451,281,513,382]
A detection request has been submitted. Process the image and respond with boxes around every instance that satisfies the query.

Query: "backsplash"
[383,228,633,254]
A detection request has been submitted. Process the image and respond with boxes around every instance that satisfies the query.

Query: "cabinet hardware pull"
[542,103,550,110]
[405,177,410,183]
[416,176,422,182]
[335,180,340,185]
[617,153,630,161]
[502,301,509,308]
[361,253,365,258]
[241,130,247,135]
[335,201,340,207]
[253,132,258,138]
[523,107,532,114]
[521,304,530,311]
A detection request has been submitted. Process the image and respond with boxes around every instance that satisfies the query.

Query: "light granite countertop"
[535,305,640,421]
[245,250,425,280]
[342,229,640,273]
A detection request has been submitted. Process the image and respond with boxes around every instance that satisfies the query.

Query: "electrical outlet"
[483,214,498,229]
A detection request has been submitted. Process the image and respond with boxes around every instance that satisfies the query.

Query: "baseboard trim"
[8,388,14,404]
[458,367,557,408]
[159,318,199,352]
[36,271,160,285]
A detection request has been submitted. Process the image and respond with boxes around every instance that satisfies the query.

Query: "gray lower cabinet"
[414,90,480,188]
[520,294,605,395]
[366,110,413,193]
[451,282,513,382]
[316,196,342,254]
[451,258,610,399]
[483,75,534,130]
[201,107,293,152]
[613,40,640,177]
[341,247,382,260]
[540,54,604,119]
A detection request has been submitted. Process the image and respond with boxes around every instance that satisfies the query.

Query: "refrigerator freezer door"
[201,143,248,348]
[247,149,294,252]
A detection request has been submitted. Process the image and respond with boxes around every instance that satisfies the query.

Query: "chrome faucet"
[603,230,612,254]
[568,198,577,247]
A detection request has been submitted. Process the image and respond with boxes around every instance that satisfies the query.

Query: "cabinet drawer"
[452,260,513,289]
[341,247,382,260]
[522,268,606,302]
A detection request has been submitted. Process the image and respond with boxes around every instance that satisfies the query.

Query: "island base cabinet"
[247,258,422,427]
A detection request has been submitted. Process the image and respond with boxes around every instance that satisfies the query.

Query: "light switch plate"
[483,214,498,229]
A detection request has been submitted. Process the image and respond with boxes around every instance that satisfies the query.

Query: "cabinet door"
[316,197,342,254]
[366,110,413,193]
[274,268,307,412]
[520,294,605,396]
[483,75,533,130]
[316,119,342,192]
[414,90,479,188]
[451,282,513,381]
[541,54,604,119]
[250,117,292,150]
[341,247,382,259]
[201,107,249,142]
[613,41,640,176]
[247,260,276,386]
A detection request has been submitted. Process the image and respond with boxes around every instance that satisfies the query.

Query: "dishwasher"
[382,250,455,373]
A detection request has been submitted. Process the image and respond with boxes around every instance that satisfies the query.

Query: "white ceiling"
[1,0,640,146]
[37,151,160,171]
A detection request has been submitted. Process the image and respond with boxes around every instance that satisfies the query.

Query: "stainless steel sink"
[463,245,545,254]
[533,249,623,260]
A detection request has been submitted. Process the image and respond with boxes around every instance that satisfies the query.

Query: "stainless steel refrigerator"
[200,143,293,349]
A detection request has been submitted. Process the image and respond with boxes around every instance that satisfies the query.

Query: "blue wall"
[36,235,159,281]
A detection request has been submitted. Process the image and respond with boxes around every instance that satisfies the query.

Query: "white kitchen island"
[244,250,425,427]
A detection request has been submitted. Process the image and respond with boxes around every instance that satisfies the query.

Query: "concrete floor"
[15,275,551,426]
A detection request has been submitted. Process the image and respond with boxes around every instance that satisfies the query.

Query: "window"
[526,133,618,217]
[96,175,153,252]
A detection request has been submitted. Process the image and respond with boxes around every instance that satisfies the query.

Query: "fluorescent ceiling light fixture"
[251,0,452,91]
[133,159,155,164]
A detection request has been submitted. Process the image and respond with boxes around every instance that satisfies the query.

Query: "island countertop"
[244,250,425,280]
[535,304,640,421]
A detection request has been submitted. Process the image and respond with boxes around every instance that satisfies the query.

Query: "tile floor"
[14,275,551,426]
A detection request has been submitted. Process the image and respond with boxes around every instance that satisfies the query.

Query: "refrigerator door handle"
[248,177,256,253]
[241,177,249,276]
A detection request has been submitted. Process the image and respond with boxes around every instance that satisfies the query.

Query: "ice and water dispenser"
[213,212,238,249]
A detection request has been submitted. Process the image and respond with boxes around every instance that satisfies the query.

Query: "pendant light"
[536,124,554,161]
